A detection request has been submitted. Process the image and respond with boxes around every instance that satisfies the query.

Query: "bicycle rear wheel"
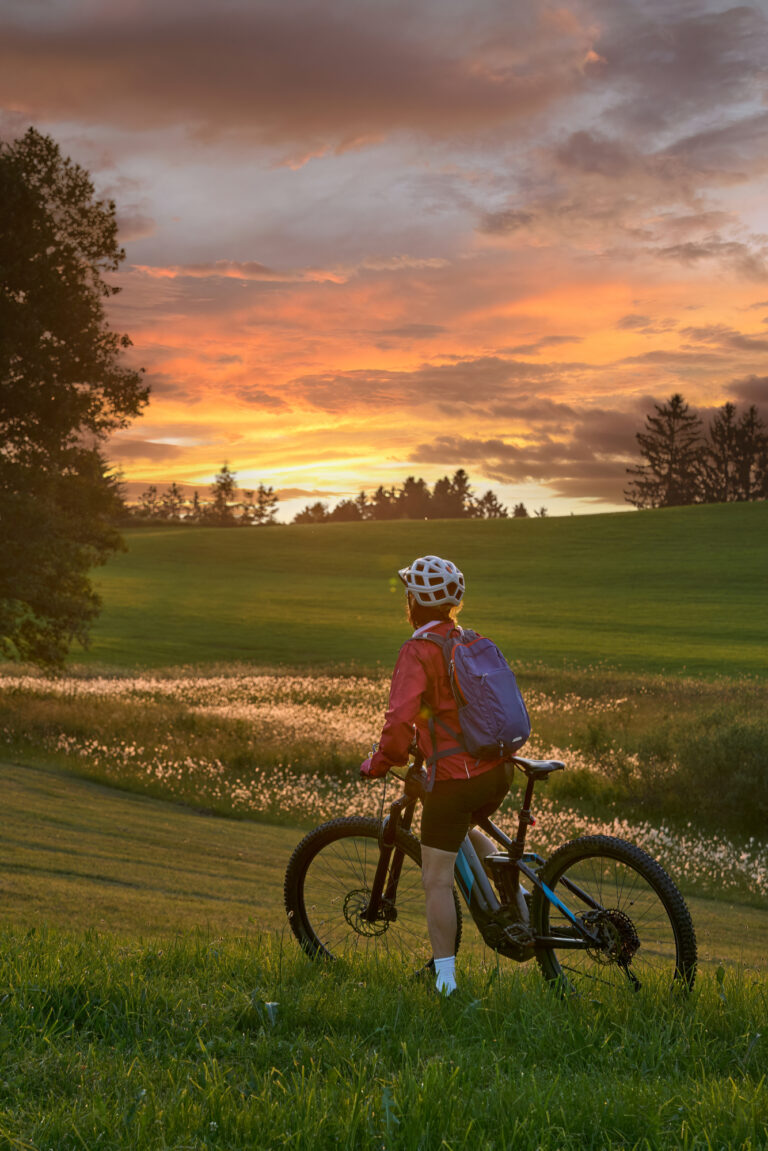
[284,816,462,971]
[531,835,697,994]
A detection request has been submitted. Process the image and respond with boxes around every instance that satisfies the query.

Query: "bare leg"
[468,826,497,863]
[469,826,528,923]
[420,845,458,960]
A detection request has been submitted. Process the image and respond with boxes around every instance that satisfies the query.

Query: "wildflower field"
[2,666,766,902]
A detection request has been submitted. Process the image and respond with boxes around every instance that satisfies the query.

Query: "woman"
[359,554,512,996]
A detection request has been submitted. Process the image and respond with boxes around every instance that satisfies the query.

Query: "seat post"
[510,775,537,861]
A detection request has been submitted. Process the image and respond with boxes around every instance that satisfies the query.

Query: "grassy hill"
[82,502,768,676]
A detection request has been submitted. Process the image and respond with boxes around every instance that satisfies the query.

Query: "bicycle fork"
[361,788,417,924]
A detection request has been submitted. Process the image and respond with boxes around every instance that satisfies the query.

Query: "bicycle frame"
[362,760,603,957]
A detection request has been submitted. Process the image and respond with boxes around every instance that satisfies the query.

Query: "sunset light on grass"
[2,0,767,516]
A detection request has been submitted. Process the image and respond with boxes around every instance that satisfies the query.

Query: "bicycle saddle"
[511,756,565,781]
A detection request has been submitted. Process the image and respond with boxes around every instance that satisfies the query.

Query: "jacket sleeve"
[369,642,428,775]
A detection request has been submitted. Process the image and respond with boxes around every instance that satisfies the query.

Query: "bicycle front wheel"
[284,816,461,971]
[531,835,697,994]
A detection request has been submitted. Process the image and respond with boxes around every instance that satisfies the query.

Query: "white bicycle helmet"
[398,555,465,606]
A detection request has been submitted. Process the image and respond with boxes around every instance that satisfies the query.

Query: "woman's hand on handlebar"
[359,756,388,779]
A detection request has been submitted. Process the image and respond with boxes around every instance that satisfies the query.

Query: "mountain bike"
[284,754,698,994]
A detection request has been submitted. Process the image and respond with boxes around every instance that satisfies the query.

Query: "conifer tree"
[625,394,704,508]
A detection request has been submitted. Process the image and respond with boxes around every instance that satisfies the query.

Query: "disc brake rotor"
[342,889,390,937]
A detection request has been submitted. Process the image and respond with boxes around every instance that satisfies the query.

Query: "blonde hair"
[406,593,463,629]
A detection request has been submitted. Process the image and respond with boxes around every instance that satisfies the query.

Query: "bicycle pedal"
[503,922,535,949]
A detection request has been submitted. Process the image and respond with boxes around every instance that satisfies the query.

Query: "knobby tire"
[531,834,697,994]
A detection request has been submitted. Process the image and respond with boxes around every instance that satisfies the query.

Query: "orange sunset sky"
[2,0,768,518]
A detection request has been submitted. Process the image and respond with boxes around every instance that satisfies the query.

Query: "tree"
[138,485,160,518]
[0,128,148,665]
[473,490,508,519]
[533,506,548,518]
[733,405,768,501]
[431,469,473,518]
[512,502,529,518]
[328,499,363,522]
[206,464,238,525]
[160,482,186,521]
[253,483,279,525]
[354,490,371,520]
[370,485,398,520]
[397,475,431,519]
[703,402,739,504]
[293,501,329,524]
[625,394,704,508]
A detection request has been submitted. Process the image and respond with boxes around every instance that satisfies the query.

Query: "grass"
[80,503,768,677]
[1,925,767,1150]
[1,760,766,971]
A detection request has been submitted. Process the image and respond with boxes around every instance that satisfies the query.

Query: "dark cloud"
[617,349,728,367]
[617,314,652,330]
[596,5,768,135]
[408,404,641,503]
[656,239,768,280]
[503,335,582,355]
[288,355,583,412]
[725,375,768,406]
[555,131,634,178]
[477,209,536,236]
[230,386,288,409]
[680,324,768,353]
[0,3,582,152]
[487,398,578,422]
[107,438,184,462]
[377,323,446,339]
[115,210,155,242]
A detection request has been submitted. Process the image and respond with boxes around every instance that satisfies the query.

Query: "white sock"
[434,955,457,996]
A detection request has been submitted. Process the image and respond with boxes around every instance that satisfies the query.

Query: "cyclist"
[360,555,512,996]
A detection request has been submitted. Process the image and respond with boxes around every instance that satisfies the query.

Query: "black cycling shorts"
[420,762,510,853]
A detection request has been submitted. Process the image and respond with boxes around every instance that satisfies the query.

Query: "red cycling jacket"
[368,619,506,782]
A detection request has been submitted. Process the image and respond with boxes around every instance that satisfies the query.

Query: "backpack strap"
[419,627,467,787]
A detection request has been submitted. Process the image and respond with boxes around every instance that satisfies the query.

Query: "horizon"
[3,0,767,516]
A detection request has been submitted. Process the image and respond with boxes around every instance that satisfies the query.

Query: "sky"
[2,0,768,518]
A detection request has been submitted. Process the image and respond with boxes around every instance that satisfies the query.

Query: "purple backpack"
[421,627,530,786]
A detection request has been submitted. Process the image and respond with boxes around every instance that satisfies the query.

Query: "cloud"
[725,375,768,406]
[108,438,185,462]
[0,2,585,153]
[477,209,536,236]
[680,324,768,353]
[503,335,582,355]
[376,323,446,340]
[287,355,582,412]
[408,404,641,502]
[656,239,768,280]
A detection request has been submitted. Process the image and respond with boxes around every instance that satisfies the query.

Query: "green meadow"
[84,502,768,677]
[2,503,767,1148]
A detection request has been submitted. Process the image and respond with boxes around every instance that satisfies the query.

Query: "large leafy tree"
[0,128,148,665]
[625,394,704,509]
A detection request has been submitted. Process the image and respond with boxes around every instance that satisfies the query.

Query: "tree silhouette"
[0,128,148,665]
[625,394,704,508]
[473,490,508,518]
[207,465,238,525]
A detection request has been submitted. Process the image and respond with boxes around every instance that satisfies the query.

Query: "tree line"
[625,394,768,508]
[127,465,279,526]
[293,469,546,523]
